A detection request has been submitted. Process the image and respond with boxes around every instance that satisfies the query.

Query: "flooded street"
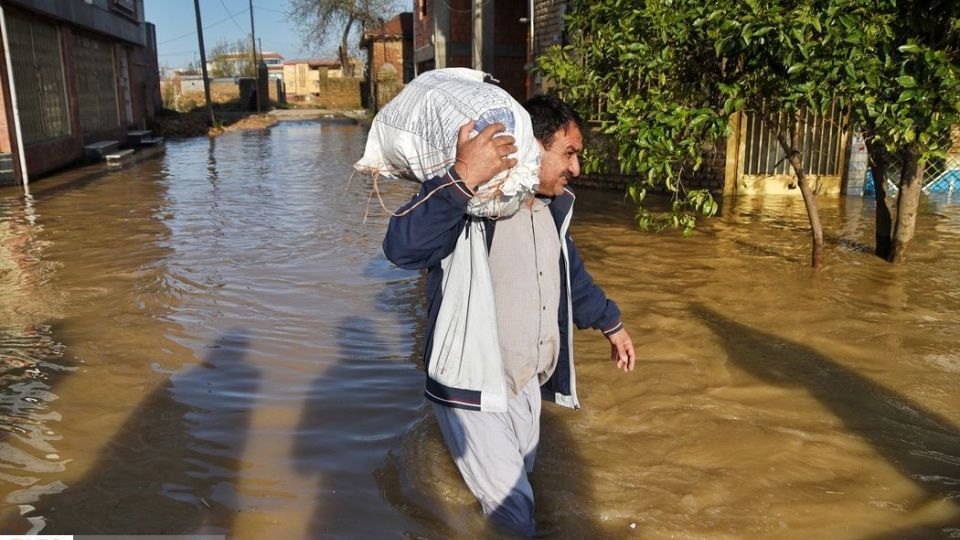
[0,121,957,538]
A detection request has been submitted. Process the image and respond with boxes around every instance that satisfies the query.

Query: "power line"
[253,5,287,15]
[158,49,198,57]
[157,6,251,45]
[220,0,248,35]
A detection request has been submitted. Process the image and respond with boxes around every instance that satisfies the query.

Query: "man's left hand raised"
[608,328,635,372]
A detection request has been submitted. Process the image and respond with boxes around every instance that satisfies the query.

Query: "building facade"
[0,0,161,184]
[281,58,361,109]
[361,12,413,111]
[206,50,284,81]
[413,0,529,100]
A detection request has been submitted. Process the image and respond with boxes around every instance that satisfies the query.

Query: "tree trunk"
[769,113,825,269]
[790,154,825,269]
[340,17,356,77]
[889,147,924,264]
[864,135,893,259]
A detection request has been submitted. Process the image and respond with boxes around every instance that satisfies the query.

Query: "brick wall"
[678,140,727,192]
[534,0,567,58]
[533,0,568,93]
[376,81,404,108]
[0,47,11,154]
[414,0,431,50]
[371,39,405,78]
[449,0,471,43]
[575,138,727,194]
[268,79,284,104]
[314,78,362,109]
[492,0,528,99]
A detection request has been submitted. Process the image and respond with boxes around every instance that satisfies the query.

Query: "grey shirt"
[488,198,562,398]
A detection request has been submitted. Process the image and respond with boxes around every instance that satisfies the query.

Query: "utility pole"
[249,0,261,114]
[193,0,215,126]
[259,36,266,107]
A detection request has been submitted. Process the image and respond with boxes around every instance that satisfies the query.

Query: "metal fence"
[865,151,960,195]
[742,104,846,177]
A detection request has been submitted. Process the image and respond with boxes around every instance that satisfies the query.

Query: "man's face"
[536,121,583,197]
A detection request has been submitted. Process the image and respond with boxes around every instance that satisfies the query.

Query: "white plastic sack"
[355,68,540,218]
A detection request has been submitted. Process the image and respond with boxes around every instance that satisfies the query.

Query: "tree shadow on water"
[690,304,960,534]
[3,329,261,535]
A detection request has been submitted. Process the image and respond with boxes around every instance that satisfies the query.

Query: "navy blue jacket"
[383,168,622,410]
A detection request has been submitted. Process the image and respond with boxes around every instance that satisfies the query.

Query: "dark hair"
[523,94,585,148]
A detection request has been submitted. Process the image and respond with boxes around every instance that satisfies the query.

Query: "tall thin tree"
[288,0,399,78]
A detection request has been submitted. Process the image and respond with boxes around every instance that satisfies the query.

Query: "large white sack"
[355,68,539,218]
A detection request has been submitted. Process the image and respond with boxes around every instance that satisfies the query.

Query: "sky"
[145,0,400,70]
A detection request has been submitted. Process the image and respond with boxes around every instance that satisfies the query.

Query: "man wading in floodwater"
[383,95,635,536]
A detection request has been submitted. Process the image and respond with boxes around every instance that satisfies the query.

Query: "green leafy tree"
[840,0,960,263]
[540,0,959,268]
[704,0,847,268]
[541,1,848,267]
[538,2,725,238]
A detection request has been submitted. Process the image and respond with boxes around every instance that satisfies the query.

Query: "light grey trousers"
[432,377,542,537]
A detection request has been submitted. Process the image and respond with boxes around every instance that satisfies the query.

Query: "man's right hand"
[453,120,518,191]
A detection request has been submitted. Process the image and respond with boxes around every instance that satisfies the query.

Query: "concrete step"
[127,130,153,145]
[105,148,135,167]
[0,169,15,186]
[140,136,164,146]
[84,140,120,160]
[1,153,17,184]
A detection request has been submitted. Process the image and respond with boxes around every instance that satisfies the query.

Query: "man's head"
[524,94,585,197]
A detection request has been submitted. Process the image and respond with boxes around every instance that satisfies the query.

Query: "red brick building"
[0,0,161,185]
[413,0,530,100]
[361,12,413,111]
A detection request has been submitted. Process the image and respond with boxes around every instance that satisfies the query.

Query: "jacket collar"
[546,188,576,226]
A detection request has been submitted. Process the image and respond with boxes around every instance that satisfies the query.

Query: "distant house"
[207,50,285,81]
[281,58,361,108]
[361,12,413,111]
[283,59,339,101]
[0,0,161,184]
[261,52,284,80]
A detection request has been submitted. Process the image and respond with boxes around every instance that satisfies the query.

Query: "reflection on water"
[0,122,956,538]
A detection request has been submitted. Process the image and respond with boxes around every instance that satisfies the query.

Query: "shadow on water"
[291,248,605,538]
[292,315,393,535]
[690,304,960,533]
[3,329,261,535]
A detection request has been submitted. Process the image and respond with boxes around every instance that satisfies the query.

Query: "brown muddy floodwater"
[0,120,957,539]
